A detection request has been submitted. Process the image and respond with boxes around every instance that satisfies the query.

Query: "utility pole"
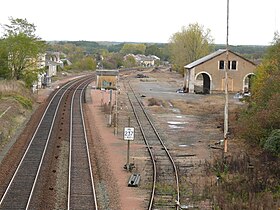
[109,89,112,126]
[100,70,104,106]
[114,76,119,135]
[224,0,229,153]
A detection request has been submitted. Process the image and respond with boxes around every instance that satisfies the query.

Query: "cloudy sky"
[1,0,279,45]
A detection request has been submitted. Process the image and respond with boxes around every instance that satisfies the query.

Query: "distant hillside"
[215,44,268,60]
[47,41,268,60]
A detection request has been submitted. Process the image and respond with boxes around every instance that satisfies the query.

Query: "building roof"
[96,70,119,76]
[184,49,226,69]
[184,49,256,69]
[46,60,62,66]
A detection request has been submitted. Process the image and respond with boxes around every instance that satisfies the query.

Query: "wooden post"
[126,117,131,171]
[114,81,118,135]
[108,89,112,126]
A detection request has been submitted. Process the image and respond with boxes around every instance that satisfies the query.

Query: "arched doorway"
[243,73,255,93]
[194,72,211,94]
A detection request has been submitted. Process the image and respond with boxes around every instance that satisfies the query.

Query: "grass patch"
[0,80,33,109]
[145,98,171,114]
[0,80,26,94]
[12,95,33,109]
[156,183,176,194]
[147,98,163,106]
[170,99,223,116]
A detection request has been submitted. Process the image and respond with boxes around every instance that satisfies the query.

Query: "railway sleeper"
[128,173,141,187]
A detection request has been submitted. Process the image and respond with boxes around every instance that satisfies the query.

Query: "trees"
[237,32,280,155]
[102,52,123,69]
[74,56,96,70]
[145,44,161,57]
[0,17,46,86]
[0,39,9,78]
[123,54,136,68]
[120,43,146,55]
[169,23,213,74]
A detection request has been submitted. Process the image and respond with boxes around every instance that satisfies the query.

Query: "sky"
[1,0,279,45]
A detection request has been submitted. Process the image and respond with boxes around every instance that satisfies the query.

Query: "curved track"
[127,82,180,210]
[0,75,98,209]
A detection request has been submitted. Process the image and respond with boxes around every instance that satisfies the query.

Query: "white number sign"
[124,127,135,141]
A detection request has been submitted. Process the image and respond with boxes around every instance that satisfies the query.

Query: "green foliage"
[145,44,161,57]
[47,41,265,71]
[207,153,280,209]
[263,129,280,155]
[0,80,33,109]
[0,39,9,78]
[120,43,146,55]
[102,52,123,69]
[22,68,39,88]
[2,17,37,38]
[215,44,268,60]
[107,43,125,52]
[56,43,84,64]
[64,41,100,53]
[12,94,33,109]
[169,23,213,74]
[1,17,46,87]
[73,56,96,70]
[123,54,136,68]
[237,35,280,155]
[48,41,124,54]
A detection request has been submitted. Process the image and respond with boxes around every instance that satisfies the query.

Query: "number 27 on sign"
[124,127,135,141]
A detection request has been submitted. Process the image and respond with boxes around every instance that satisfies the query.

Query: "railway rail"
[0,75,98,209]
[126,82,180,210]
[68,78,98,209]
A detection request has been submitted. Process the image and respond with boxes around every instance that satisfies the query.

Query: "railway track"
[127,82,180,210]
[68,78,98,209]
[0,75,98,209]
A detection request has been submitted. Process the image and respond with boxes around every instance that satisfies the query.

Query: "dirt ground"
[0,68,246,209]
[84,87,147,210]
[83,67,245,209]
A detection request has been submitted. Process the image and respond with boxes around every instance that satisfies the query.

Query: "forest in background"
[47,40,268,61]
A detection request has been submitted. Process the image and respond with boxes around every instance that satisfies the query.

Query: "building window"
[219,60,225,70]
[220,60,237,70]
[231,60,237,70]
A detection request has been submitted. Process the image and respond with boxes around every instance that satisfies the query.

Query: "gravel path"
[84,85,147,210]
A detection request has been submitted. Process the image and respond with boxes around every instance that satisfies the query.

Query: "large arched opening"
[243,73,255,93]
[194,72,212,94]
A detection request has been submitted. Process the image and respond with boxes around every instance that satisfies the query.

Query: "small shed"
[96,70,119,89]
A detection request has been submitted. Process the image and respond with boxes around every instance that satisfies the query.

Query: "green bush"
[236,36,280,151]
[263,129,280,155]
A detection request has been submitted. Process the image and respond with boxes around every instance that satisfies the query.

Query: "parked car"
[176,88,184,93]
[234,92,243,99]
[234,92,251,100]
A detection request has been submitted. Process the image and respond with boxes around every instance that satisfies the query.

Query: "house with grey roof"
[184,49,257,94]
[124,54,160,67]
